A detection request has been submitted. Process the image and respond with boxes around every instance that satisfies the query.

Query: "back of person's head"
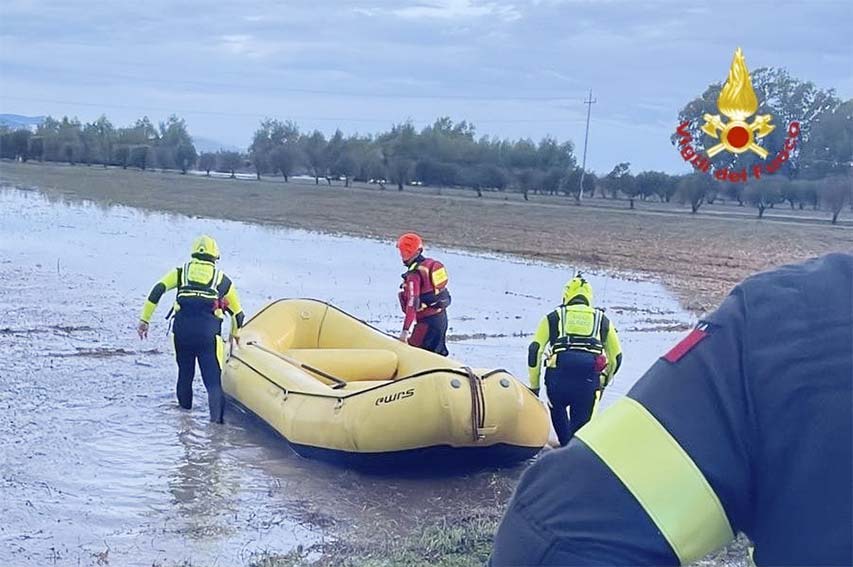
[563,273,593,305]
[190,235,220,262]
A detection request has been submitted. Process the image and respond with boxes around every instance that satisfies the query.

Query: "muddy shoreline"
[4,161,852,314]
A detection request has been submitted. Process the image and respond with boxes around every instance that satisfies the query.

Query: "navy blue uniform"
[545,350,600,445]
[492,254,852,566]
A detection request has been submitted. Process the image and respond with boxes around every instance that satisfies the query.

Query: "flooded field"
[0,187,693,566]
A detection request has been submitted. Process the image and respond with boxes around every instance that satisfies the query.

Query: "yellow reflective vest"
[528,303,622,390]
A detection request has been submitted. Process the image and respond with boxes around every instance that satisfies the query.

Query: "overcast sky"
[1,0,851,173]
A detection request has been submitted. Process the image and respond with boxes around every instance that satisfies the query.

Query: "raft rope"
[462,366,486,442]
[231,348,510,402]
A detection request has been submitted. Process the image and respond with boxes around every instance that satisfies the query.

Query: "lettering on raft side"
[374,388,416,406]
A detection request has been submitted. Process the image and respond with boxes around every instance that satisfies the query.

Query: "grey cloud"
[392,0,522,22]
[352,0,522,22]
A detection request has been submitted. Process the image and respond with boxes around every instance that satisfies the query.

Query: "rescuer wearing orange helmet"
[396,233,451,356]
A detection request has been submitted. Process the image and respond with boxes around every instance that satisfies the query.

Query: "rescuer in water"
[396,232,451,356]
[137,235,245,423]
[528,273,622,446]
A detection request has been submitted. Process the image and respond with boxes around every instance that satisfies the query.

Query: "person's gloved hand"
[137,320,149,340]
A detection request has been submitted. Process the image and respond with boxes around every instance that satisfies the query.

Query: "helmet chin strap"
[403,250,422,265]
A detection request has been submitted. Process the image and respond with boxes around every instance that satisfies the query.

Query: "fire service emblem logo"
[702,48,774,158]
[674,48,801,183]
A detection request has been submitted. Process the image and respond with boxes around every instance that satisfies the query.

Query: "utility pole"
[578,89,596,204]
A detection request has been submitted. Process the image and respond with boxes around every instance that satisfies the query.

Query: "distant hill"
[192,136,243,154]
[0,114,45,130]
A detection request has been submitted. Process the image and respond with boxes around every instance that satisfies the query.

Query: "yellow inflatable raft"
[222,299,549,468]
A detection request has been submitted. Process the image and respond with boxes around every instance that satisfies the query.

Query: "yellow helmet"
[190,235,220,260]
[563,273,593,305]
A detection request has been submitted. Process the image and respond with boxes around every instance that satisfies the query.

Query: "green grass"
[246,515,751,567]
[248,512,499,567]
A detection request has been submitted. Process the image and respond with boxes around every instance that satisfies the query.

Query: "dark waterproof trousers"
[409,310,449,356]
[173,314,224,423]
[544,350,600,446]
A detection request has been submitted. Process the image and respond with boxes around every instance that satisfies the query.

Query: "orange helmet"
[396,232,423,260]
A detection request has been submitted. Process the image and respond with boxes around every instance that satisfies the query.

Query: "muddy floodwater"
[0,187,694,566]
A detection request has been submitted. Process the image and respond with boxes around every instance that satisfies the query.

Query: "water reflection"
[170,415,238,540]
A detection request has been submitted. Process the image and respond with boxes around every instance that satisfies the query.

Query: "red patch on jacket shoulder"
[663,324,710,363]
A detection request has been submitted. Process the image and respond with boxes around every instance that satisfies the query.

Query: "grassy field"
[3,160,852,313]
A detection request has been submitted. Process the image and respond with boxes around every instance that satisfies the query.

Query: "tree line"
[244,117,578,198]
[0,115,198,173]
[1,67,850,221]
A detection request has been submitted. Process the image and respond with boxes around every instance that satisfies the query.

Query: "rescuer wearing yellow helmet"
[137,235,245,423]
[527,273,622,446]
[493,254,852,565]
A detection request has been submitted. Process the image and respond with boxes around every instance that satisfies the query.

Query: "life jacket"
[398,256,451,312]
[174,259,226,317]
[547,304,605,358]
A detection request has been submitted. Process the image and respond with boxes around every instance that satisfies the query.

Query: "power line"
[0,63,586,103]
[0,94,587,125]
[578,89,596,204]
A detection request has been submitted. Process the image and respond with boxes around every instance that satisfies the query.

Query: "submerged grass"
[248,512,500,567]
[245,514,751,567]
[243,468,749,567]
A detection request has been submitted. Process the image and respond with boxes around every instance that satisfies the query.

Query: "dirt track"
[3,160,852,313]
